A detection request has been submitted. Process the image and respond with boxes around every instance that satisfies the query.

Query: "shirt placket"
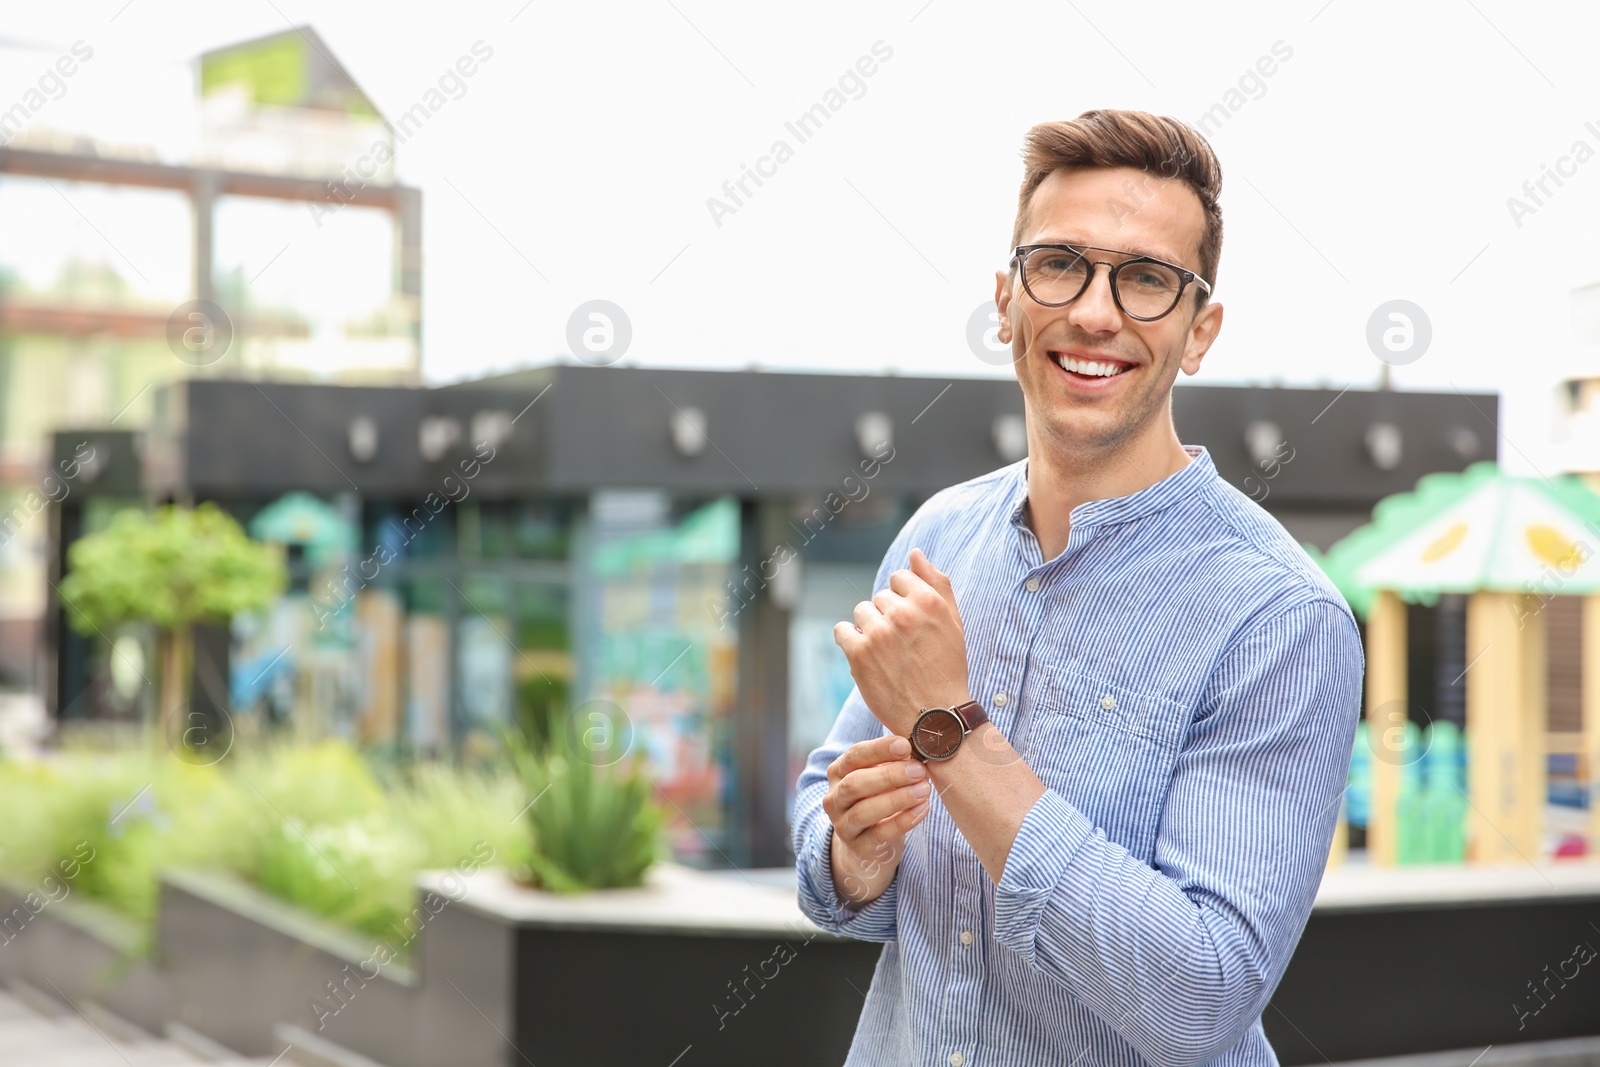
[940,529,1062,1067]
[938,843,985,1067]
[1008,516,1085,762]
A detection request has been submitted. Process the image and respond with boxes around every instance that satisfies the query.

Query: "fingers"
[909,548,958,607]
[885,568,923,598]
[842,551,955,642]
[883,550,955,614]
[824,737,931,842]
[831,757,925,811]
[852,599,885,632]
[832,619,861,654]
[838,780,933,837]
[827,761,924,822]
[826,734,912,786]
[883,795,933,834]
[832,599,884,655]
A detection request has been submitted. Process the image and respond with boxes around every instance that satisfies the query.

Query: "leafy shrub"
[508,740,666,894]
[0,739,528,950]
[255,813,420,939]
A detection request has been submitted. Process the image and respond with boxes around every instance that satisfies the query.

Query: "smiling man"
[791,110,1364,1066]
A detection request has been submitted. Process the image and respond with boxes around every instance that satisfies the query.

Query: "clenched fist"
[833,548,972,737]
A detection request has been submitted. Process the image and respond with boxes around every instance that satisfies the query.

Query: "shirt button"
[959,930,973,945]
[1100,694,1117,711]
[992,692,1007,707]
[949,1054,965,1067]
[1025,577,1040,592]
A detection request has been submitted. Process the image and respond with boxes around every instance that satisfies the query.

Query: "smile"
[1048,350,1135,383]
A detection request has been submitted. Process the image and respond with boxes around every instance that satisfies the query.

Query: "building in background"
[45,368,1498,868]
[0,26,420,694]
[1556,279,1600,491]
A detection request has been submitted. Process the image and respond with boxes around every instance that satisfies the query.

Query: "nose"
[1064,261,1123,335]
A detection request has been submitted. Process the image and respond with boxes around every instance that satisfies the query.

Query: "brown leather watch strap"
[951,699,989,733]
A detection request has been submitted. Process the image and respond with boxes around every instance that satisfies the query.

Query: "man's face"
[994,166,1223,458]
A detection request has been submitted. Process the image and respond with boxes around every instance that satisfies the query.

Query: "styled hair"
[1012,109,1223,304]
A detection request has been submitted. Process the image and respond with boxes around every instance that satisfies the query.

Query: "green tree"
[59,504,286,734]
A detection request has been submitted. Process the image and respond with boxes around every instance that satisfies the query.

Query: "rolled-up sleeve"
[990,789,1093,956]
[990,598,1363,1067]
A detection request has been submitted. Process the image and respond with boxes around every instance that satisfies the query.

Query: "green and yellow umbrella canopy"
[1318,462,1600,618]
[248,491,358,568]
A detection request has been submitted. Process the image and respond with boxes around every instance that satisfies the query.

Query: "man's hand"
[824,734,932,909]
[833,548,972,737]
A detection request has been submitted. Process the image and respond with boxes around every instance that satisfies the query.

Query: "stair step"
[272,1023,392,1067]
[0,980,284,1066]
[5,977,72,1017]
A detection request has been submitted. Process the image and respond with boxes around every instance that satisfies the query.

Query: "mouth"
[1047,349,1136,386]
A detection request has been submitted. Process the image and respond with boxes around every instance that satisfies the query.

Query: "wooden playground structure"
[1319,463,1600,865]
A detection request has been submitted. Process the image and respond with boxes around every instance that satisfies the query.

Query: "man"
[791,109,1364,1066]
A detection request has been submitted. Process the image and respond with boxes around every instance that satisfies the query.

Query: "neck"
[1023,413,1192,561]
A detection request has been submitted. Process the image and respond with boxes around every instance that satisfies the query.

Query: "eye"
[1123,263,1179,290]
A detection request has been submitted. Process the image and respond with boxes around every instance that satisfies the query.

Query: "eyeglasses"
[1011,243,1213,322]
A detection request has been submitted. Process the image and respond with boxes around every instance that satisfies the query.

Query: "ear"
[1180,300,1224,377]
[993,269,1013,345]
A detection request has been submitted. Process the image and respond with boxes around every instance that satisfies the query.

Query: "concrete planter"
[0,864,881,1066]
[424,864,880,1065]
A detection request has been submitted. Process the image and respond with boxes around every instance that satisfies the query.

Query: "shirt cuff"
[796,823,900,941]
[992,789,1093,962]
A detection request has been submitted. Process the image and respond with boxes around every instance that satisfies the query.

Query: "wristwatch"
[908,700,990,762]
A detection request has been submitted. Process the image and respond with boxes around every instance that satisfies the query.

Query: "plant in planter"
[57,504,285,739]
[0,740,533,951]
[507,731,667,894]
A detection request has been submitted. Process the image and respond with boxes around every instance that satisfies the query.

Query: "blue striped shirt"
[791,446,1364,1067]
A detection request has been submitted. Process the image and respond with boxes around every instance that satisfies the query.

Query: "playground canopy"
[1317,461,1600,616]
[1313,461,1600,866]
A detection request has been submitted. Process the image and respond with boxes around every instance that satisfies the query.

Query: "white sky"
[2,0,1598,476]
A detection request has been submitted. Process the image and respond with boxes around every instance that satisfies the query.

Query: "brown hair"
[1012,109,1223,304]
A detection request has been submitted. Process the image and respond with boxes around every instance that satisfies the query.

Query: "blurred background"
[0,2,1598,1065]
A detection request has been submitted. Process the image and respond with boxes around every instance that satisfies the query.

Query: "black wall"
[513,926,880,1065]
[1266,897,1600,1062]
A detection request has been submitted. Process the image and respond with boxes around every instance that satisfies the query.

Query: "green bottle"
[1424,722,1466,863]
[1395,722,1427,865]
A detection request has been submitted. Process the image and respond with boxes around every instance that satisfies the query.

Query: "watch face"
[913,708,963,760]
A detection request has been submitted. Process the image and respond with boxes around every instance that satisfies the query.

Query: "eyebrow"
[1027,237,1181,264]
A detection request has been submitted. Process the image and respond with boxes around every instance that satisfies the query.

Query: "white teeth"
[1057,354,1127,377]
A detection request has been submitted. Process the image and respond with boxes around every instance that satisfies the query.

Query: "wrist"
[925,720,999,784]
[830,828,890,910]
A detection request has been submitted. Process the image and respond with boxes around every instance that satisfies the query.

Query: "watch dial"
[914,709,961,759]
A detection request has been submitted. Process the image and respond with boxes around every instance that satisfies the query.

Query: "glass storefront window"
[579,492,740,865]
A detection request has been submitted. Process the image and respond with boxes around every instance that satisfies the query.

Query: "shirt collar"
[1007,445,1216,531]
